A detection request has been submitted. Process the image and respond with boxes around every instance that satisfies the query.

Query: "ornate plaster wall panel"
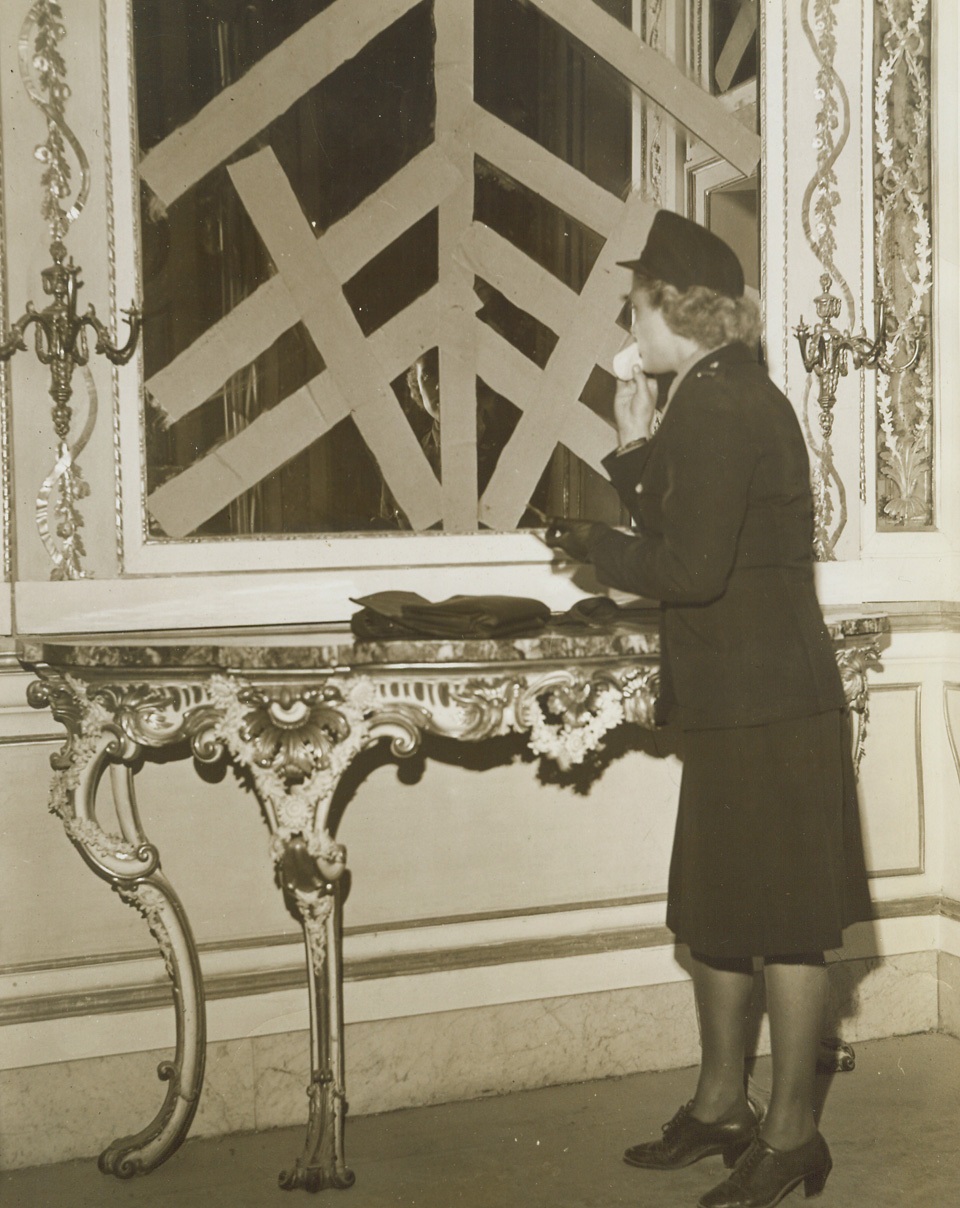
[857,683,924,877]
[1,0,125,583]
[12,1,97,580]
[763,0,870,564]
[945,683,960,792]
[795,0,864,560]
[635,0,687,210]
[872,0,933,529]
[765,0,936,561]
[0,77,12,593]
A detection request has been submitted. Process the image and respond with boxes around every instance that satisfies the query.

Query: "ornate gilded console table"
[17,612,886,1193]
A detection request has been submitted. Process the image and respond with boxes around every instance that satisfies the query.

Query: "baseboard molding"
[0,923,677,1027]
[3,894,953,1034]
[0,947,944,1173]
[1,898,955,1072]
[939,949,960,1038]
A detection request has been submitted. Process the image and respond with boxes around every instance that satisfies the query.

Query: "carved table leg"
[31,681,207,1179]
[203,675,382,1192]
[277,847,354,1192]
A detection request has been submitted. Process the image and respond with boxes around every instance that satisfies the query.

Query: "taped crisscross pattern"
[139,0,760,537]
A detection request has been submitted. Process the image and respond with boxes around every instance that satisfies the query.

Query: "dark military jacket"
[587,341,844,730]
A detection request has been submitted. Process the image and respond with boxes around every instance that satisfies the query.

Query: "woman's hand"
[614,367,658,446]
[544,519,606,563]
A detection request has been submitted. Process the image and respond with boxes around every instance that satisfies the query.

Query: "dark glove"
[544,519,607,563]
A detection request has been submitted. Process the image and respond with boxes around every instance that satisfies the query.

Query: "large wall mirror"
[115,0,760,572]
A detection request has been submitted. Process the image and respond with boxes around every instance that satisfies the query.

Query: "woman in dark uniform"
[547,210,872,1208]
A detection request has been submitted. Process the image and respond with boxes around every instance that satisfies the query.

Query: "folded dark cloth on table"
[351,592,552,641]
[556,595,660,629]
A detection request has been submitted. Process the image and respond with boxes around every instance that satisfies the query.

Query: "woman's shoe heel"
[721,1138,752,1169]
[803,1161,831,1197]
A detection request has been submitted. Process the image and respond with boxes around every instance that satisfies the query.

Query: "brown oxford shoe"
[697,1132,832,1208]
[623,1101,757,1171]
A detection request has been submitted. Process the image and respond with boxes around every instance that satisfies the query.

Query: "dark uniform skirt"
[665,709,872,959]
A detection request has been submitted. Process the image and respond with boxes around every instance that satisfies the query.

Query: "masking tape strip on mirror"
[145,145,461,426]
[146,291,439,538]
[435,0,481,531]
[147,375,344,538]
[139,0,759,211]
[475,325,619,479]
[138,0,685,535]
[142,96,626,484]
[714,2,759,95]
[226,148,443,532]
[148,284,621,537]
[527,0,762,177]
[139,0,423,209]
[479,194,657,530]
[456,223,580,340]
[469,108,622,239]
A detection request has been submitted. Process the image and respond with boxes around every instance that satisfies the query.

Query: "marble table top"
[16,609,889,673]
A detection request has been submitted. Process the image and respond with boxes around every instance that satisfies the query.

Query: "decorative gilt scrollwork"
[96,869,205,1181]
[795,274,921,440]
[295,887,336,975]
[836,640,883,773]
[363,666,661,774]
[236,684,352,781]
[207,674,378,870]
[280,1069,354,1193]
[446,676,524,741]
[26,671,89,768]
[369,666,660,774]
[84,681,212,759]
[26,669,205,1178]
[618,666,661,729]
[874,0,933,528]
[115,881,176,980]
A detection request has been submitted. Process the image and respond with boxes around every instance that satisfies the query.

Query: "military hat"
[618,209,744,298]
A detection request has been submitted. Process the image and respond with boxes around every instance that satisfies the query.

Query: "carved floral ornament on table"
[0,1,141,579]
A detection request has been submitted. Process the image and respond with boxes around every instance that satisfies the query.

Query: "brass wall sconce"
[0,238,141,442]
[0,0,142,578]
[794,273,921,438]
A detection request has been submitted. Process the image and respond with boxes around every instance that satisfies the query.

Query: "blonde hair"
[635,277,762,349]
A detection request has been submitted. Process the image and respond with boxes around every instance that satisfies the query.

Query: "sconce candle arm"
[793,274,922,437]
[0,305,41,362]
[0,240,142,416]
[78,304,143,367]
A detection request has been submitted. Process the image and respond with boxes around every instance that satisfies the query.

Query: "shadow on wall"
[326,723,684,825]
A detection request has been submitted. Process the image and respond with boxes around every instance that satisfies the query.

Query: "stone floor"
[3,1032,956,1207]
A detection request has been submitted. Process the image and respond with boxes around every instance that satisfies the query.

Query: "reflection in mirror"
[706,176,758,294]
[133,1,754,541]
[708,0,758,96]
[689,2,759,298]
[134,0,636,539]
